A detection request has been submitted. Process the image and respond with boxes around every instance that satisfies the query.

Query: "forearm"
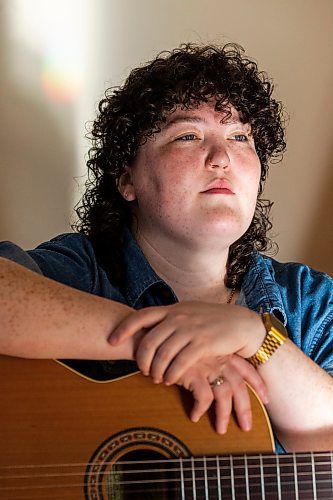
[0,257,138,360]
[238,313,333,450]
[257,339,333,451]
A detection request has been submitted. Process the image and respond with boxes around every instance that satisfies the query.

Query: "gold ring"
[209,376,224,388]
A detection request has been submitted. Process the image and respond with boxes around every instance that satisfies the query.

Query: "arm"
[256,338,333,451]
[109,302,333,451]
[0,257,269,436]
[0,257,140,360]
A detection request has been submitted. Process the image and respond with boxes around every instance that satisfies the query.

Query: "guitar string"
[1,470,332,481]
[3,492,333,500]
[2,491,333,500]
[1,475,333,494]
[1,471,333,484]
[0,469,333,491]
[1,453,332,490]
[0,462,332,483]
[0,458,332,479]
[1,451,332,469]
[2,486,333,500]
[1,468,332,495]
[1,460,332,477]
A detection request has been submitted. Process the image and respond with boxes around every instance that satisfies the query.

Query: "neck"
[134,227,232,303]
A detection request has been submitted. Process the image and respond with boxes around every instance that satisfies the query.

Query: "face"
[119,102,261,250]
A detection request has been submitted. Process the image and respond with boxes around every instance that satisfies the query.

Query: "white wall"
[0,0,332,274]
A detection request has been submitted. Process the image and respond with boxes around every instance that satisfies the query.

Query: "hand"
[109,301,265,385]
[175,354,269,434]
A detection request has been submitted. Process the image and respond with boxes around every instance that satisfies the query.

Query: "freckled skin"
[124,103,261,252]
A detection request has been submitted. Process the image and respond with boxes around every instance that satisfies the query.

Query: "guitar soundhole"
[84,427,190,499]
[108,449,181,499]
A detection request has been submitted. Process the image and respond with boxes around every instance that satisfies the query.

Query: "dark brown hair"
[74,43,286,288]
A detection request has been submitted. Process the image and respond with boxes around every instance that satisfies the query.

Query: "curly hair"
[74,43,286,289]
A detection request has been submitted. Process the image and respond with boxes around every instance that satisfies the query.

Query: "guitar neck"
[179,451,333,498]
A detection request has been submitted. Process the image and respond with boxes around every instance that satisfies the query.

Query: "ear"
[117,168,137,201]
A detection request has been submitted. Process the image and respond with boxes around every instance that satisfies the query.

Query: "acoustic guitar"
[0,355,332,499]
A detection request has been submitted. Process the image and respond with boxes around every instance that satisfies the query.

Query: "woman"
[1,44,332,453]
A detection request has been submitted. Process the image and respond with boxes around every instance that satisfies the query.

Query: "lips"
[201,178,234,194]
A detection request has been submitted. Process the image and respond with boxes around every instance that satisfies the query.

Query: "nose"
[205,143,230,170]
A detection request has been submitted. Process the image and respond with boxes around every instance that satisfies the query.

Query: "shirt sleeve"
[309,312,333,377]
[0,234,106,295]
[0,241,42,274]
[271,259,333,377]
[300,267,333,377]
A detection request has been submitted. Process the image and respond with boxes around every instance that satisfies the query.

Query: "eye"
[176,134,198,141]
[232,134,249,142]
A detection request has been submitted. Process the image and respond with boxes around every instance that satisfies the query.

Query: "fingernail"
[218,424,227,434]
[241,416,252,432]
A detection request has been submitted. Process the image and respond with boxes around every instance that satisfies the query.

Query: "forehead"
[161,103,243,129]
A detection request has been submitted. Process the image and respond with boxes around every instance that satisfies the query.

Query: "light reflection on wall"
[1,0,92,246]
[8,0,87,103]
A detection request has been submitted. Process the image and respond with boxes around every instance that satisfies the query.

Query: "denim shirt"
[1,231,332,453]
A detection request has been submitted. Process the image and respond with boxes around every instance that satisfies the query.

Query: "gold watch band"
[247,312,287,367]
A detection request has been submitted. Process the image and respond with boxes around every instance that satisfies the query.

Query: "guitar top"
[1,355,331,499]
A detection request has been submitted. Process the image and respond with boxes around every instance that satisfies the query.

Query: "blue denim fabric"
[1,230,332,453]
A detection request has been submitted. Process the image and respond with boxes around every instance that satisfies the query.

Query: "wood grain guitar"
[0,355,332,499]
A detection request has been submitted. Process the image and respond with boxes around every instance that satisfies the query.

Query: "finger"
[108,307,167,345]
[213,381,233,434]
[163,343,206,385]
[149,334,192,383]
[222,365,252,432]
[187,378,214,423]
[135,323,183,376]
[229,355,269,404]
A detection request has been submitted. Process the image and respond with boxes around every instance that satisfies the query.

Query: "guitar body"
[1,356,332,499]
[0,355,273,499]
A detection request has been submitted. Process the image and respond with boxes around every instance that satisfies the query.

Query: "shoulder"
[0,233,129,303]
[252,253,332,321]
[249,253,333,373]
[0,233,107,294]
[31,233,110,293]
[249,252,332,288]
[32,233,97,265]
[258,254,332,300]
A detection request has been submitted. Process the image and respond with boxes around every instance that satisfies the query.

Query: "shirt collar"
[122,228,165,307]
[121,230,287,324]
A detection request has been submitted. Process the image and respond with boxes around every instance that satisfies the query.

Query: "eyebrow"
[162,114,245,132]
[162,115,207,131]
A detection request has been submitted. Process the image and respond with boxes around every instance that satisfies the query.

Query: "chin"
[194,228,246,251]
[205,217,249,240]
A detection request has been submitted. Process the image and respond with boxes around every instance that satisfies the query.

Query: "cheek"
[131,160,179,212]
[250,167,261,192]
[238,151,261,186]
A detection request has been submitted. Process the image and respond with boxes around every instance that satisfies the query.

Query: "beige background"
[0,0,332,275]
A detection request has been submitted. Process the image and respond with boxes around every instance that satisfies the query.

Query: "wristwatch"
[246,312,288,367]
